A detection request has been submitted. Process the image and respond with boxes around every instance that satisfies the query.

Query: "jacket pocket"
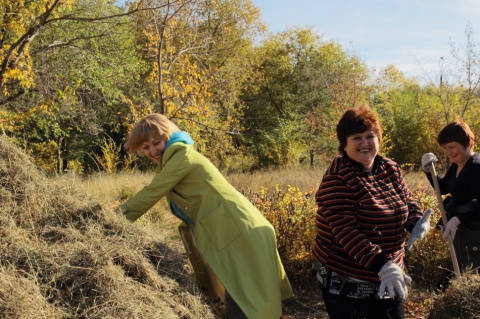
[198,202,242,252]
[454,225,480,269]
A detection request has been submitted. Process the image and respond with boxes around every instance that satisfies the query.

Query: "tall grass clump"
[428,271,480,318]
[251,185,317,284]
[0,136,214,318]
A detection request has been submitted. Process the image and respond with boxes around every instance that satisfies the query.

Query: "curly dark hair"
[336,105,382,153]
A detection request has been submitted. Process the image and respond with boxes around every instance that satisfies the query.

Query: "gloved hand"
[378,261,410,299]
[407,208,432,250]
[442,216,461,240]
[421,153,438,172]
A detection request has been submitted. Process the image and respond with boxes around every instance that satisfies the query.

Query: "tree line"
[1,0,480,174]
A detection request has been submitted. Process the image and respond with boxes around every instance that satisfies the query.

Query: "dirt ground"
[281,285,329,319]
[281,286,434,319]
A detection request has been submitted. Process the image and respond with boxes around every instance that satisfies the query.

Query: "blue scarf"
[165,131,194,149]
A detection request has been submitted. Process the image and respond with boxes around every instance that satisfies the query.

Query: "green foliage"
[120,186,134,201]
[1,0,144,174]
[3,0,480,173]
[240,28,371,167]
[372,67,429,164]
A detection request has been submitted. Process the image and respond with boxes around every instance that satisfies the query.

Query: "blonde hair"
[124,114,180,155]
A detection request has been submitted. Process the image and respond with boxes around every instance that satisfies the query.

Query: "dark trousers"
[321,285,404,319]
[225,291,248,319]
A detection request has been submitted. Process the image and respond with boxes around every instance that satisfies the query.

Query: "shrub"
[406,182,450,288]
[243,185,317,284]
[93,136,121,174]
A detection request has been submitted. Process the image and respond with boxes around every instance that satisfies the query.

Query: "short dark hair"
[437,121,474,148]
[336,105,382,153]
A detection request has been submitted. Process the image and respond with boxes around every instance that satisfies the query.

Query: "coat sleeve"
[120,146,192,221]
[424,168,452,195]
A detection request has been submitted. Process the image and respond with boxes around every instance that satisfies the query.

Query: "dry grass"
[429,271,480,318]
[0,136,214,318]
[226,166,325,192]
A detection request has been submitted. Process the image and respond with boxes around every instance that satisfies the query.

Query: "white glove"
[442,216,461,240]
[421,153,438,172]
[378,261,410,299]
[407,208,432,250]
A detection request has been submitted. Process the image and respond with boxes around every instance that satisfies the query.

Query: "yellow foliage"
[1,0,66,93]
[93,137,122,174]
[0,101,54,132]
[248,184,317,283]
[131,4,237,149]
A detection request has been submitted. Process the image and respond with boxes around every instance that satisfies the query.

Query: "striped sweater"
[313,154,423,282]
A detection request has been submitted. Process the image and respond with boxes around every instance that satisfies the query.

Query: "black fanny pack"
[313,261,392,300]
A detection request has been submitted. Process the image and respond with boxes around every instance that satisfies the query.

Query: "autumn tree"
[241,27,370,168]
[1,0,143,173]
[0,0,69,97]
[447,23,480,133]
[371,65,432,166]
[127,0,264,168]
[305,41,370,165]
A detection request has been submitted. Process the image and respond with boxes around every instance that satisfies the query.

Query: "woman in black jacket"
[421,121,480,289]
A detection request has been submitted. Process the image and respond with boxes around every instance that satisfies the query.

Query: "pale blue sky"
[252,0,480,80]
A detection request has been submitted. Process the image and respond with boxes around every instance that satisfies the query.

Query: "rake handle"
[429,162,461,275]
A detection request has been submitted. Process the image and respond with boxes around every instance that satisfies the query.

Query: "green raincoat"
[120,140,293,319]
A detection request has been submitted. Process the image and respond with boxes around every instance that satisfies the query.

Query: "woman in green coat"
[117,114,293,319]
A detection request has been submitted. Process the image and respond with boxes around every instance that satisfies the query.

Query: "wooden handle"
[429,162,461,275]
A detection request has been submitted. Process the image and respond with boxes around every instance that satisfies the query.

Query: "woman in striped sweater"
[312,106,431,319]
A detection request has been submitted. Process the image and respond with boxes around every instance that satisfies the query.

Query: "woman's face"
[345,130,379,171]
[142,135,166,164]
[441,141,471,166]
